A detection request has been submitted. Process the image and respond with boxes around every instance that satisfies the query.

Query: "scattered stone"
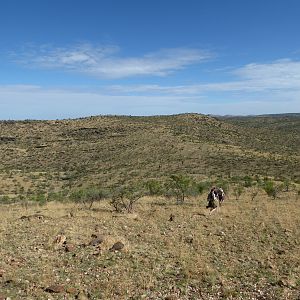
[0,269,4,277]
[66,287,77,294]
[267,262,275,269]
[89,235,104,246]
[65,244,75,252]
[184,235,193,244]
[169,214,175,221]
[278,277,297,288]
[54,234,67,246]
[216,231,226,237]
[109,241,124,252]
[0,294,6,300]
[92,249,102,256]
[45,284,65,293]
[276,249,286,255]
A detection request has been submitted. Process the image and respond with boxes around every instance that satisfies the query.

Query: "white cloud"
[0,81,299,120]
[13,44,211,79]
[2,57,300,119]
[108,58,300,96]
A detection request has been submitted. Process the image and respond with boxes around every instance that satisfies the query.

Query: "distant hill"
[0,113,299,196]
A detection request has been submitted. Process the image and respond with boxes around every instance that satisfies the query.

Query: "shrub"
[110,184,145,213]
[194,181,209,195]
[70,187,108,209]
[0,195,11,203]
[36,193,47,206]
[263,180,278,199]
[165,174,192,204]
[243,176,253,187]
[144,179,163,196]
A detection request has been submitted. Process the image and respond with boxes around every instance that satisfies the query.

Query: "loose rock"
[184,235,193,244]
[66,287,77,294]
[45,284,65,293]
[89,235,104,246]
[109,241,124,251]
[54,234,67,246]
[65,244,75,252]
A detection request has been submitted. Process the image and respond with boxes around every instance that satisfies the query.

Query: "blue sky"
[0,0,300,119]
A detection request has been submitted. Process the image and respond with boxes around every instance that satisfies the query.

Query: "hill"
[0,113,299,199]
[0,113,300,299]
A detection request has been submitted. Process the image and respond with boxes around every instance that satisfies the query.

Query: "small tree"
[110,185,144,213]
[85,188,108,209]
[110,188,127,213]
[70,187,108,209]
[165,174,192,204]
[144,179,163,196]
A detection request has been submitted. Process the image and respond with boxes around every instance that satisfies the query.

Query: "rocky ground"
[0,191,299,300]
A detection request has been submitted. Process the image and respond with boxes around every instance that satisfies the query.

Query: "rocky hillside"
[0,113,299,196]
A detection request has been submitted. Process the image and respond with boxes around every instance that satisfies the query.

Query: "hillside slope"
[0,113,299,196]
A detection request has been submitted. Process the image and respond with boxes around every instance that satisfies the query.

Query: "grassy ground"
[0,191,299,299]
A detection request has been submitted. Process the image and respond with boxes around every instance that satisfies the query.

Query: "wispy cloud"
[108,58,300,96]
[12,44,211,79]
[2,57,299,119]
[233,59,300,90]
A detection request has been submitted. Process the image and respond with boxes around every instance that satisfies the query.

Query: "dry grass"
[0,191,299,299]
[0,113,299,299]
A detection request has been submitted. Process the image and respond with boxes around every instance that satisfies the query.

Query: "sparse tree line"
[0,173,299,212]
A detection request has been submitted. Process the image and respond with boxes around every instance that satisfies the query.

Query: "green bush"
[165,174,192,204]
[194,181,209,195]
[243,176,253,187]
[70,187,108,209]
[144,179,163,196]
[0,195,11,203]
[263,180,278,199]
[110,184,145,213]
